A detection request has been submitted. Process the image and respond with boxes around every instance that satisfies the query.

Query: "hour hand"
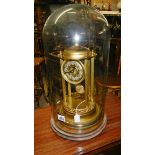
[64,65,75,74]
[64,68,74,74]
[64,70,71,74]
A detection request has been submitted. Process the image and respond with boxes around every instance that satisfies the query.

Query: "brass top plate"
[49,46,97,60]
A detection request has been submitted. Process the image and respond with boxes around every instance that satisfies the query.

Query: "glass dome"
[43,4,110,55]
[43,4,110,141]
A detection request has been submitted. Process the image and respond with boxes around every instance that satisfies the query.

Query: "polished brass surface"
[53,46,103,134]
[62,48,96,60]
[91,57,94,102]
[49,49,97,60]
[68,83,72,107]
[63,93,95,116]
[84,59,89,102]
[60,59,67,103]
[56,101,102,128]
[58,47,99,130]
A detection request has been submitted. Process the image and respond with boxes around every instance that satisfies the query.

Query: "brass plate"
[49,49,96,60]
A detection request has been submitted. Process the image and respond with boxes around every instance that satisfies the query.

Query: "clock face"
[61,60,85,84]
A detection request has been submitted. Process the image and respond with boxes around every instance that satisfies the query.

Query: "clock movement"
[43,4,110,140]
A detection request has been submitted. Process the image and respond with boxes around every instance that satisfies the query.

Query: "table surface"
[34,93,121,155]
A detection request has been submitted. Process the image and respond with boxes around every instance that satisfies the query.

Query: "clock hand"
[64,68,74,74]
[70,65,76,73]
[64,64,76,74]
[64,70,72,74]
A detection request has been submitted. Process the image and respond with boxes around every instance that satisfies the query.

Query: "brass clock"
[61,60,85,84]
[43,4,110,141]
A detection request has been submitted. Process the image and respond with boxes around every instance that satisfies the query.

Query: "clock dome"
[42,4,111,141]
[43,4,110,56]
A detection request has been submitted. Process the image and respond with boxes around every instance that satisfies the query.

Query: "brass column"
[68,82,72,108]
[91,57,94,102]
[84,59,90,103]
[60,59,66,104]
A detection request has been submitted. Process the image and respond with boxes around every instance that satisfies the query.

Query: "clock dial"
[61,60,85,84]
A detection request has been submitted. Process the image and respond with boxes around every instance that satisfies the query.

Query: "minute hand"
[64,67,75,74]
